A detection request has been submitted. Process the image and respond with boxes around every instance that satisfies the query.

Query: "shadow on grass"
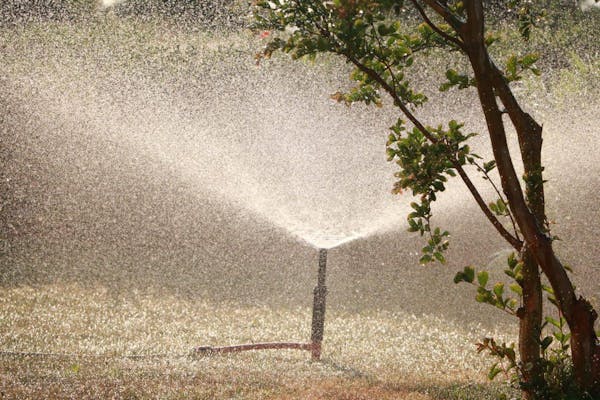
[317,357,516,400]
[413,381,518,400]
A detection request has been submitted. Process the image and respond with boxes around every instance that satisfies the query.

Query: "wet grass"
[0,283,518,399]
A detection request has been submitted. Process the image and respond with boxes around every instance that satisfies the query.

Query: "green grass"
[0,283,517,399]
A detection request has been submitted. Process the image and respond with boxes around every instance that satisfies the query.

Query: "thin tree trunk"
[461,0,600,395]
[493,62,546,399]
[518,251,543,399]
[517,130,544,398]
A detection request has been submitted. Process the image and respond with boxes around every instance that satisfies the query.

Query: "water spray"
[193,248,329,360]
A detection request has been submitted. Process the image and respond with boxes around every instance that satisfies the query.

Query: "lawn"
[0,283,515,399]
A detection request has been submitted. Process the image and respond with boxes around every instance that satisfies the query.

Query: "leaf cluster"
[476,337,517,381]
[457,254,588,399]
[387,119,474,199]
[386,119,479,264]
[439,68,476,91]
[254,0,457,107]
[504,53,541,82]
[254,0,537,268]
[453,260,521,315]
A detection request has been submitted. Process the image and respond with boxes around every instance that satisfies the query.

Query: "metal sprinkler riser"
[194,247,329,361]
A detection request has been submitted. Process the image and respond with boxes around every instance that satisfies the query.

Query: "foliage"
[253,0,536,252]
[253,0,600,397]
[456,255,593,399]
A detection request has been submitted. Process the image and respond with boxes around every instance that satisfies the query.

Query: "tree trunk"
[491,53,546,399]
[462,1,600,395]
[518,251,543,399]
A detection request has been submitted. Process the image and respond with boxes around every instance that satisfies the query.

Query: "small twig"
[471,158,522,242]
[410,0,466,51]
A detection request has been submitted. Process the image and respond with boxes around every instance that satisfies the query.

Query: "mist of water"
[580,0,600,11]
[100,0,126,7]
[1,13,599,320]
[1,10,599,400]
[1,30,417,251]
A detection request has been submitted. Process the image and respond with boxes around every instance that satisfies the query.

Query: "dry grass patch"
[0,283,516,399]
[274,377,435,400]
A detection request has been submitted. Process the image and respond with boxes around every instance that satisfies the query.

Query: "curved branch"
[420,0,466,34]
[471,158,522,242]
[344,53,523,250]
[410,0,466,51]
[451,160,523,250]
[311,3,521,250]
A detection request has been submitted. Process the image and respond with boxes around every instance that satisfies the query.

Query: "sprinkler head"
[318,248,327,266]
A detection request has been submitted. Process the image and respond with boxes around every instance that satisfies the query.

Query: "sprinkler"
[310,248,327,360]
[193,247,329,360]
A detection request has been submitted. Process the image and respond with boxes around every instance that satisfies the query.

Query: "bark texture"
[459,1,600,396]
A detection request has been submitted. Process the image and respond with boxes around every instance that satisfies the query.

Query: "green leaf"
[483,160,496,172]
[520,53,539,68]
[463,266,475,283]
[485,33,499,47]
[419,254,433,264]
[545,316,561,328]
[433,251,446,263]
[509,283,522,296]
[454,266,475,284]
[542,284,554,295]
[506,55,518,80]
[554,332,568,343]
[540,336,553,350]
[488,363,502,380]
[564,264,573,273]
[507,252,518,269]
[386,147,396,161]
[453,272,463,284]
[477,271,489,287]
[439,82,452,92]
[407,218,419,232]
[493,283,504,298]
[476,287,494,304]
[490,203,499,213]
[496,199,507,214]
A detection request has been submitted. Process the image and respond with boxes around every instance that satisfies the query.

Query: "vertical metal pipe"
[311,248,328,360]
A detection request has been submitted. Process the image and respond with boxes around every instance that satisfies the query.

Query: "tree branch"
[471,158,522,242]
[343,52,523,250]
[311,1,522,250]
[462,0,582,344]
[420,0,466,35]
[409,0,466,51]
